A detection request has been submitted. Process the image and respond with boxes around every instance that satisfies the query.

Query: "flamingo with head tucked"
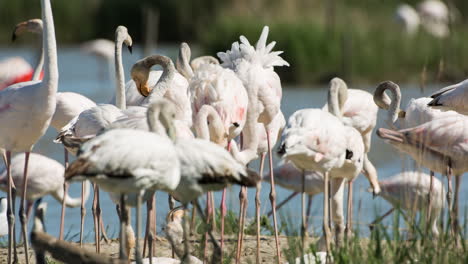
[0,0,58,262]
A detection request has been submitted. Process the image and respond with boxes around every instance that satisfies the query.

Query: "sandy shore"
[0,234,304,263]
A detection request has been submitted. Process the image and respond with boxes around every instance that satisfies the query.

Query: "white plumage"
[0,198,7,237]
[428,79,468,115]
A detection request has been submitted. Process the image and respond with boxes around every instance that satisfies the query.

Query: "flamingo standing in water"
[12,17,97,241]
[218,26,289,263]
[428,79,468,115]
[373,80,461,220]
[370,171,445,237]
[0,0,58,263]
[377,116,468,233]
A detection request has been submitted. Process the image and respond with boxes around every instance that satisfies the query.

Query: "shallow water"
[0,46,465,241]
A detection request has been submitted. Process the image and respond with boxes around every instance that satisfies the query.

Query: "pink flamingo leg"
[323,171,332,253]
[446,164,453,235]
[266,130,281,262]
[345,180,354,239]
[255,153,266,264]
[80,181,86,247]
[5,151,18,264]
[267,192,299,217]
[203,192,213,262]
[19,151,31,264]
[235,186,247,264]
[92,183,100,252]
[59,148,69,240]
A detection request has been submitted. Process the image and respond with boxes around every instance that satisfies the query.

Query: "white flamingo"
[0,153,90,219]
[428,79,468,115]
[417,0,450,38]
[377,116,468,233]
[370,171,445,237]
[395,4,420,36]
[0,0,58,262]
[218,26,289,262]
[12,18,97,240]
[278,89,365,253]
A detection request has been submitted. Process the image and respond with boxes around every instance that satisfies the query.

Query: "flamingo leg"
[203,192,213,262]
[301,170,307,259]
[266,130,281,263]
[5,151,17,264]
[100,214,109,243]
[305,195,313,233]
[453,175,461,236]
[149,194,157,263]
[345,180,353,239]
[80,181,86,247]
[189,202,196,236]
[91,183,100,253]
[210,192,216,231]
[255,153,266,264]
[235,186,247,264]
[59,148,69,240]
[143,197,152,257]
[182,205,191,262]
[323,171,332,253]
[369,208,395,231]
[135,191,143,264]
[240,187,248,260]
[427,170,434,232]
[267,192,299,217]
[19,151,31,264]
[194,200,221,263]
[220,188,226,260]
[119,194,128,260]
[446,165,453,235]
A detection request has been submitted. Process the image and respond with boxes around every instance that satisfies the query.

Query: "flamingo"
[278,90,365,254]
[370,171,445,237]
[177,42,248,259]
[12,18,97,240]
[218,26,289,262]
[376,116,468,233]
[417,0,450,38]
[0,57,35,90]
[55,25,132,252]
[0,0,58,263]
[373,80,461,217]
[395,4,420,36]
[0,153,90,219]
[428,79,468,115]
[0,197,6,237]
[322,78,381,237]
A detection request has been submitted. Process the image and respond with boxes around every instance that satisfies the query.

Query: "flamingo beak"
[127,45,133,54]
[137,82,150,97]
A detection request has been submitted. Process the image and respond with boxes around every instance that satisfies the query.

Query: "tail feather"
[255,26,269,50]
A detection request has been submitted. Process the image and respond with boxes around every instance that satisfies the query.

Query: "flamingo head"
[131,63,151,97]
[115,25,133,54]
[12,19,43,41]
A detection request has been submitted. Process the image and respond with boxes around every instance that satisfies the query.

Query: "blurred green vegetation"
[1,0,468,84]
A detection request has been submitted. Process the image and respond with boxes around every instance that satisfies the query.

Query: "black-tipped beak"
[345,149,353,160]
[127,45,133,54]
[233,122,240,128]
[11,33,17,42]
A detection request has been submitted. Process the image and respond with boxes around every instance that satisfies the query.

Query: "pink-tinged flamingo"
[374,80,461,220]
[0,0,58,263]
[278,86,365,254]
[0,58,35,90]
[12,18,97,241]
[179,41,248,260]
[428,79,468,115]
[377,116,468,233]
[370,171,445,237]
[218,26,289,263]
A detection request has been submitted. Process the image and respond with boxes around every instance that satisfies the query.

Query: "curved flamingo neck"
[328,78,348,120]
[194,105,225,144]
[54,180,90,207]
[176,43,194,79]
[41,0,58,99]
[375,81,402,127]
[144,55,176,103]
[114,36,126,110]
[146,101,176,140]
[33,40,44,81]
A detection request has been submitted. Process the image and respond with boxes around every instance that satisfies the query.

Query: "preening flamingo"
[218,26,289,262]
[370,171,445,237]
[428,79,468,115]
[0,0,58,262]
[377,116,468,233]
[278,79,366,252]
